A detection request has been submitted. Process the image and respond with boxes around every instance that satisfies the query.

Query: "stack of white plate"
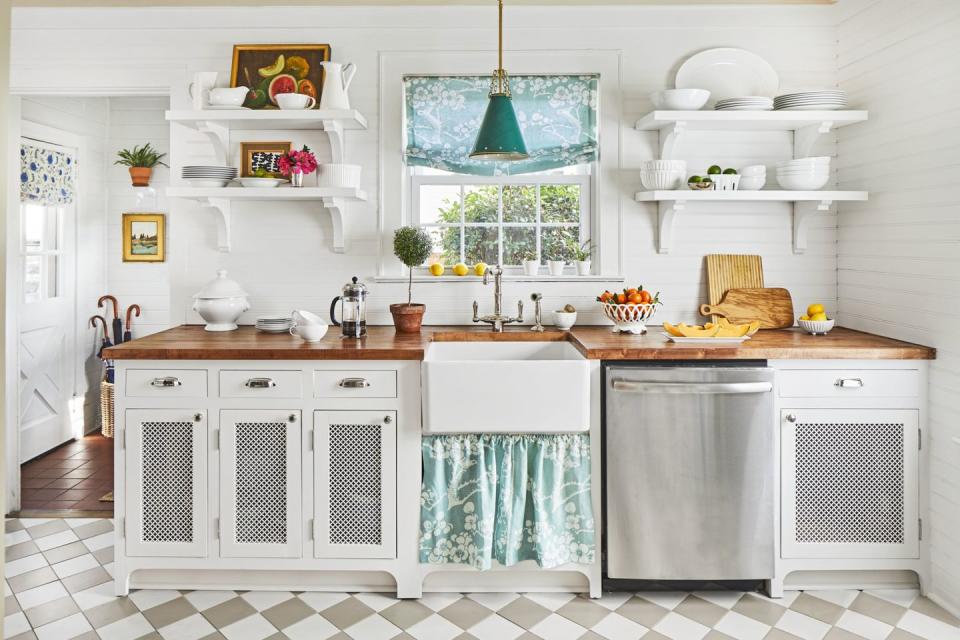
[714,96,774,111]
[774,90,848,111]
[182,166,237,187]
[776,157,831,190]
[255,314,294,333]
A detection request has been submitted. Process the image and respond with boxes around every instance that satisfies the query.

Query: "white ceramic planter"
[522,260,540,276]
[547,260,566,276]
[576,260,591,276]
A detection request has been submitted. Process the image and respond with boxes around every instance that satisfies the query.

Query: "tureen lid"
[193,269,248,299]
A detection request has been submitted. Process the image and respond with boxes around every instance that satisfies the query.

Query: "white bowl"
[317,164,362,188]
[186,178,232,188]
[600,302,660,334]
[235,177,285,188]
[776,173,830,190]
[639,160,687,172]
[739,175,766,190]
[650,89,710,111]
[740,165,767,176]
[640,169,684,190]
[798,317,835,335]
[552,311,578,330]
[192,296,250,332]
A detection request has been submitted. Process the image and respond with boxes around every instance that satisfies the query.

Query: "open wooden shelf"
[165,109,367,130]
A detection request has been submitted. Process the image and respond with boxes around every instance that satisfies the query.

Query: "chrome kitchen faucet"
[472,265,523,332]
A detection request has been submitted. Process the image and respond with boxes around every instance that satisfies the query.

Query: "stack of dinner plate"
[774,90,848,111]
[714,96,774,111]
[255,314,294,333]
[182,165,237,187]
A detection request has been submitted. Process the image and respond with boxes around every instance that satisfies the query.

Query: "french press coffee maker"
[330,276,367,338]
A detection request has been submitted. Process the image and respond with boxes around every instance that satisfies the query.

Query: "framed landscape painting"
[230,44,331,109]
[123,213,165,262]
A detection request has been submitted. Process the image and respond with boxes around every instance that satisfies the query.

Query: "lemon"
[811,312,828,321]
[453,263,469,276]
[799,314,810,321]
[807,303,825,316]
[473,262,487,276]
[429,263,445,277]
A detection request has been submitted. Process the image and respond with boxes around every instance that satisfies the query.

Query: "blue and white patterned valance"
[20,143,76,206]
[404,74,599,176]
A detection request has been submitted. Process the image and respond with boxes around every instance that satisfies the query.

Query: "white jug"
[319,62,356,110]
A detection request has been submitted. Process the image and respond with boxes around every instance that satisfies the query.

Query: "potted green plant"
[391,226,432,333]
[567,238,593,276]
[114,143,167,187]
[521,250,540,276]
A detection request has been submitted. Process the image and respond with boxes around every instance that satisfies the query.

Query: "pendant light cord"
[498,0,504,93]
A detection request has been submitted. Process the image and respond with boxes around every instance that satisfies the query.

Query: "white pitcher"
[319,62,356,110]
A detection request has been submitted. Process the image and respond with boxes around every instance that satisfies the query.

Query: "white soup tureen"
[192,269,250,331]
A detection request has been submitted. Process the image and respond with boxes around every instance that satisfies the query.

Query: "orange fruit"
[627,292,643,304]
[616,293,627,304]
[639,290,652,304]
[297,79,318,100]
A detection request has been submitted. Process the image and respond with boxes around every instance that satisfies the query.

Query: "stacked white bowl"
[776,157,831,190]
[739,165,767,190]
[639,160,686,190]
[649,89,710,111]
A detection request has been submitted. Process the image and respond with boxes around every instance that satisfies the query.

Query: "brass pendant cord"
[497,0,504,93]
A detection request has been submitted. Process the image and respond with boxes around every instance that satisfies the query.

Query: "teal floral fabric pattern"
[420,434,595,570]
[20,143,76,205]
[404,75,598,176]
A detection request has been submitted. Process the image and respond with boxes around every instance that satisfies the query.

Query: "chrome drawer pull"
[150,376,182,388]
[245,377,277,389]
[835,377,864,388]
[338,377,370,389]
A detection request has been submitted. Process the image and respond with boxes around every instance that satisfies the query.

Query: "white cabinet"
[781,408,919,559]
[313,410,396,559]
[125,409,207,557]
[219,409,302,558]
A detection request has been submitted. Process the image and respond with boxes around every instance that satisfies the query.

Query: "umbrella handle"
[98,295,120,319]
[90,315,109,335]
[125,304,141,330]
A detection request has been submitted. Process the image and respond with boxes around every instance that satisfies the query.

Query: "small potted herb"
[567,238,592,276]
[391,226,432,333]
[114,143,167,187]
[521,251,540,276]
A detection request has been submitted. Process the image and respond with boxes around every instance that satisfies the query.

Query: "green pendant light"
[470,0,528,161]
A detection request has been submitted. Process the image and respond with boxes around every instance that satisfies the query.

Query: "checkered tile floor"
[6,519,960,640]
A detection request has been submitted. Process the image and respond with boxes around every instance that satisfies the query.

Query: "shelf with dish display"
[634,190,869,255]
[166,186,368,254]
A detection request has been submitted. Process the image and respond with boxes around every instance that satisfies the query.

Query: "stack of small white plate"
[255,314,294,333]
[182,166,237,187]
[776,156,831,190]
[774,90,848,111]
[714,96,774,111]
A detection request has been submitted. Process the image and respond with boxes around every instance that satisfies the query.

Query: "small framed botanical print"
[123,213,165,262]
[240,141,292,178]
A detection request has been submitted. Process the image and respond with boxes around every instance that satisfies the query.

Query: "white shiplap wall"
[837,0,960,614]
[11,5,841,327]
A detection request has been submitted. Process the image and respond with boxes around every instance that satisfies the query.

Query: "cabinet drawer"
[126,369,208,398]
[219,370,303,399]
[779,369,920,398]
[313,370,397,399]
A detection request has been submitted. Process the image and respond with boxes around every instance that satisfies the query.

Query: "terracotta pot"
[129,167,152,187]
[390,303,426,333]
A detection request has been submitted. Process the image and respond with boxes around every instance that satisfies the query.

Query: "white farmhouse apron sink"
[421,340,590,433]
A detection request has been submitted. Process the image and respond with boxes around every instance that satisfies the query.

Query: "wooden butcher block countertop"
[104,325,935,361]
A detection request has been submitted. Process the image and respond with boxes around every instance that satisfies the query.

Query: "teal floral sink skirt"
[419,433,595,570]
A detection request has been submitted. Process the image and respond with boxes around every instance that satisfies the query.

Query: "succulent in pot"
[192,269,250,331]
[391,226,432,333]
[114,142,167,187]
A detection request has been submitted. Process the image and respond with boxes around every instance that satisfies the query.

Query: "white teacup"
[292,309,326,325]
[209,86,249,107]
[276,93,317,110]
[290,323,328,343]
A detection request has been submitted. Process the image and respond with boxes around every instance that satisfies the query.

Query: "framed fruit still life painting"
[230,44,331,109]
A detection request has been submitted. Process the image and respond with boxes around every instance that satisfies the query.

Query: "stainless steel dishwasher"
[605,364,775,580]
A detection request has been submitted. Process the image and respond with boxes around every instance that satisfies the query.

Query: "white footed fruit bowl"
[798,318,835,335]
[600,302,660,334]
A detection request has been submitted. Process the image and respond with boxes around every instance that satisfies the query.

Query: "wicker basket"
[100,380,115,438]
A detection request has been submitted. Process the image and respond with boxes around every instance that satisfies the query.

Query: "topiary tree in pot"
[391,226,432,333]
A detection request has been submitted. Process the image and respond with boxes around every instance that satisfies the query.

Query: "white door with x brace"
[17,124,78,462]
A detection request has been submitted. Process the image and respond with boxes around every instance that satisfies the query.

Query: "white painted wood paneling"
[837,0,960,614]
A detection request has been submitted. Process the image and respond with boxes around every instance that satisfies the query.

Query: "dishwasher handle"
[612,379,773,395]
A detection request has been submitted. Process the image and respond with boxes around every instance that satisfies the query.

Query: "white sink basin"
[422,341,590,434]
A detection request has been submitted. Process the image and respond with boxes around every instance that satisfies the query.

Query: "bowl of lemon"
[797,303,835,335]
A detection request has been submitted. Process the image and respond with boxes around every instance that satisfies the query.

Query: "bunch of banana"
[664,318,760,338]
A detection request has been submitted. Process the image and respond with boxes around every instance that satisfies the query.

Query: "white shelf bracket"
[792,199,832,254]
[195,121,230,166]
[794,121,834,159]
[321,197,348,253]
[657,200,685,254]
[322,120,345,164]
[659,121,686,159]
[198,197,232,252]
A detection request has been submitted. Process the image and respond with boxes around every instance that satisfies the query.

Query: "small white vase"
[547,260,566,276]
[522,260,540,276]
[576,260,591,276]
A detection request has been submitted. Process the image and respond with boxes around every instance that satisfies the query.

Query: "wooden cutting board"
[706,255,764,323]
[699,288,794,329]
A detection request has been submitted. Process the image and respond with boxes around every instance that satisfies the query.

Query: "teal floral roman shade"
[405,75,599,176]
[420,434,595,569]
[20,143,76,205]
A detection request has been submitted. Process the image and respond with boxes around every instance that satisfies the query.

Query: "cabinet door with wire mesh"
[314,411,396,559]
[220,410,302,558]
[781,409,919,559]
[125,409,207,557]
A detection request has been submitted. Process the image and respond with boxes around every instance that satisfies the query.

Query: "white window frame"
[411,173,590,273]
[20,201,65,303]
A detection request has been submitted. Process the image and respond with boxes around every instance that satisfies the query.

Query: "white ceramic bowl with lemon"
[798,303,834,335]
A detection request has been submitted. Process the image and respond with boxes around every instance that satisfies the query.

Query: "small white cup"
[276,93,317,110]
[292,309,326,325]
[290,323,327,342]
[553,311,577,330]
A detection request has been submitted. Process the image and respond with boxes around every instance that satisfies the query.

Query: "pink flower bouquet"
[278,146,318,177]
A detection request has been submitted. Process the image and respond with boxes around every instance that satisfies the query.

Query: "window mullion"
[459,184,465,265]
[497,184,504,267]
[535,185,542,263]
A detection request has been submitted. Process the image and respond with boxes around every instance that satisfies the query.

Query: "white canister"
[317,164,362,188]
[192,269,250,331]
